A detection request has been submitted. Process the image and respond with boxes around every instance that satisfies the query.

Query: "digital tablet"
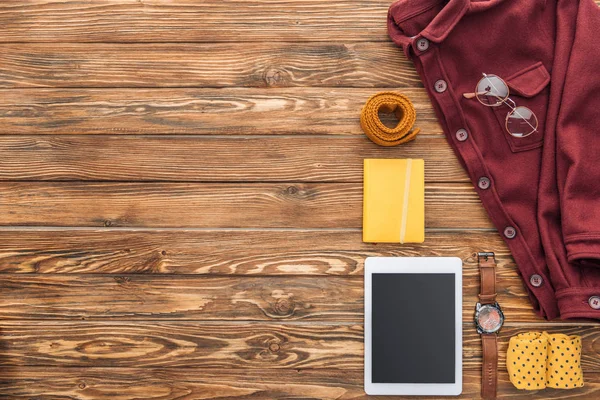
[364,257,463,396]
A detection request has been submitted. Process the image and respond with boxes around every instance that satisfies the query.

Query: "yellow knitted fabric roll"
[506,332,584,391]
[360,92,420,146]
[545,332,584,389]
[507,332,548,390]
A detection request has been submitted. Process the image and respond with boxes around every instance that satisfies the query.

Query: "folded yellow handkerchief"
[545,332,584,389]
[506,331,584,391]
[362,159,424,243]
[507,332,548,390]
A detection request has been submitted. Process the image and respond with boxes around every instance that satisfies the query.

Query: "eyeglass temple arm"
[463,91,488,99]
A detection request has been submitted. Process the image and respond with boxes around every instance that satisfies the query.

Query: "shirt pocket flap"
[505,62,550,98]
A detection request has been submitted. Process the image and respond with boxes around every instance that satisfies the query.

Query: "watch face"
[476,304,504,333]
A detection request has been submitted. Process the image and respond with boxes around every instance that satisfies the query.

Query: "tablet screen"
[371,273,456,384]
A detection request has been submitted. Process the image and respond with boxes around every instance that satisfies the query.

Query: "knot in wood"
[274,298,294,316]
[114,276,131,285]
[286,186,299,195]
[263,68,288,87]
[468,253,478,264]
[78,382,87,389]
[268,342,281,353]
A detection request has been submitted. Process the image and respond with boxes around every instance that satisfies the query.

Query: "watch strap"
[478,252,497,304]
[481,334,498,399]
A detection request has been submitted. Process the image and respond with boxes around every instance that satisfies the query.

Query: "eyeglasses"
[463,73,539,138]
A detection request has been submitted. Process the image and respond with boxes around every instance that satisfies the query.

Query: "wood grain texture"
[0,275,364,321]
[1,0,599,45]
[0,323,598,368]
[0,322,364,369]
[0,88,442,135]
[0,1,393,43]
[0,182,491,228]
[0,230,508,275]
[0,43,417,88]
[1,367,600,399]
[0,0,600,43]
[0,136,465,182]
[3,0,600,398]
[0,271,542,321]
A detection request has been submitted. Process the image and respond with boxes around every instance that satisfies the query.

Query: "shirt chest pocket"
[491,62,550,152]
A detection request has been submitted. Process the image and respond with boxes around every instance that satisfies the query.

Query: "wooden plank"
[0,271,542,321]
[0,43,416,88]
[1,0,599,45]
[0,323,598,369]
[0,275,363,321]
[0,136,464,182]
[0,182,491,229]
[0,230,508,275]
[0,1,392,43]
[0,323,364,368]
[2,367,600,400]
[0,88,442,136]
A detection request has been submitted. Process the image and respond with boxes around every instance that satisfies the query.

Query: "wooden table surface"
[0,1,598,399]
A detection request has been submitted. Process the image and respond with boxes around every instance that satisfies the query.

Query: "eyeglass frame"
[463,73,539,138]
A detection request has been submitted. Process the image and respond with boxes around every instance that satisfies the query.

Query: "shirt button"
[530,274,543,287]
[416,38,430,52]
[504,226,517,239]
[478,177,491,190]
[589,296,600,310]
[456,128,468,142]
[434,80,448,93]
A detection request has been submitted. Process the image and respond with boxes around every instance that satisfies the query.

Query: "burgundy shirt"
[388,0,600,320]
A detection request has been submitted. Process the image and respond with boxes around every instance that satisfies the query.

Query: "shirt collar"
[421,0,470,42]
[389,0,504,46]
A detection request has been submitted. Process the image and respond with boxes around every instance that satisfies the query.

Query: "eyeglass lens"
[506,106,538,137]
[476,75,509,106]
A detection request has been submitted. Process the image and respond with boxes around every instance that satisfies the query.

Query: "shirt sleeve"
[548,0,600,266]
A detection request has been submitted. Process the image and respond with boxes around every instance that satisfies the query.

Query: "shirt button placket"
[478,177,491,190]
[456,128,468,142]
[530,274,543,287]
[416,38,430,52]
[434,80,448,93]
[504,226,517,239]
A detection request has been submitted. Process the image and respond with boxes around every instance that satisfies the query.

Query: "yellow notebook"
[363,159,425,243]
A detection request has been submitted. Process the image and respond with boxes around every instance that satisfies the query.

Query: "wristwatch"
[474,252,504,400]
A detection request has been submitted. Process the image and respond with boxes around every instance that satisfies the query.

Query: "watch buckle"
[478,252,496,263]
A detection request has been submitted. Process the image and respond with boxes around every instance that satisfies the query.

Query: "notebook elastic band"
[399,159,412,244]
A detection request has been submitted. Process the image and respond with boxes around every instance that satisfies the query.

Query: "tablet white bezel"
[364,257,463,396]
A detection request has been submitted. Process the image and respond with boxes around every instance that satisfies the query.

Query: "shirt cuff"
[564,234,600,267]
